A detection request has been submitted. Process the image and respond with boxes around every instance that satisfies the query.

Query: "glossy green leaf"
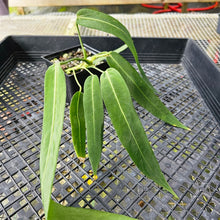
[76,8,153,89]
[83,75,104,176]
[101,68,177,197]
[48,199,135,220]
[107,52,189,130]
[70,91,86,159]
[40,62,66,219]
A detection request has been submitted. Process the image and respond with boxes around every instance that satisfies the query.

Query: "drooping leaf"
[107,52,189,130]
[48,199,135,220]
[83,75,104,176]
[40,62,66,219]
[70,91,86,159]
[76,8,153,89]
[101,68,177,197]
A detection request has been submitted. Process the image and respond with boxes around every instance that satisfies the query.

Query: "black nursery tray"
[0,36,219,220]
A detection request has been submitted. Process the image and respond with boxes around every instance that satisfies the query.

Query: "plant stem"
[65,61,89,74]
[60,57,92,66]
[76,24,87,59]
[91,66,104,73]
[72,70,82,92]
[83,68,94,76]
[113,44,128,54]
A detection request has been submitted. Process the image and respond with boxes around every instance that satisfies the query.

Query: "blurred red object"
[142,2,218,14]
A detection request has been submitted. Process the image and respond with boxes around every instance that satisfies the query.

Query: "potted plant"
[40,9,189,220]
[42,44,109,103]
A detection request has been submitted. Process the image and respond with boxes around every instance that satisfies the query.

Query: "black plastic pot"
[42,44,108,103]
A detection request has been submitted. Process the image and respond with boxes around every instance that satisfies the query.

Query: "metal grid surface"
[0,58,219,219]
[0,14,75,38]
[0,13,220,63]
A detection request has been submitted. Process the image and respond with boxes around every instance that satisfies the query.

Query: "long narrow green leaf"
[76,8,153,89]
[70,91,86,159]
[101,68,177,197]
[40,62,66,219]
[48,199,135,220]
[107,52,189,130]
[83,75,104,176]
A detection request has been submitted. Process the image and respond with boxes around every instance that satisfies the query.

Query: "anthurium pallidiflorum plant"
[40,8,189,220]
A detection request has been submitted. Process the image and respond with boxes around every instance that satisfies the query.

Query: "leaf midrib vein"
[92,77,96,143]
[106,72,151,170]
[76,93,82,146]
[42,64,58,196]
[110,55,163,114]
[77,16,128,39]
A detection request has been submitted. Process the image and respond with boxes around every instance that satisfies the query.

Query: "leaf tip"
[181,125,191,131]
[173,123,191,131]
[172,192,179,200]
[93,175,98,180]
[78,157,86,163]
[171,191,179,200]
[167,187,179,199]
